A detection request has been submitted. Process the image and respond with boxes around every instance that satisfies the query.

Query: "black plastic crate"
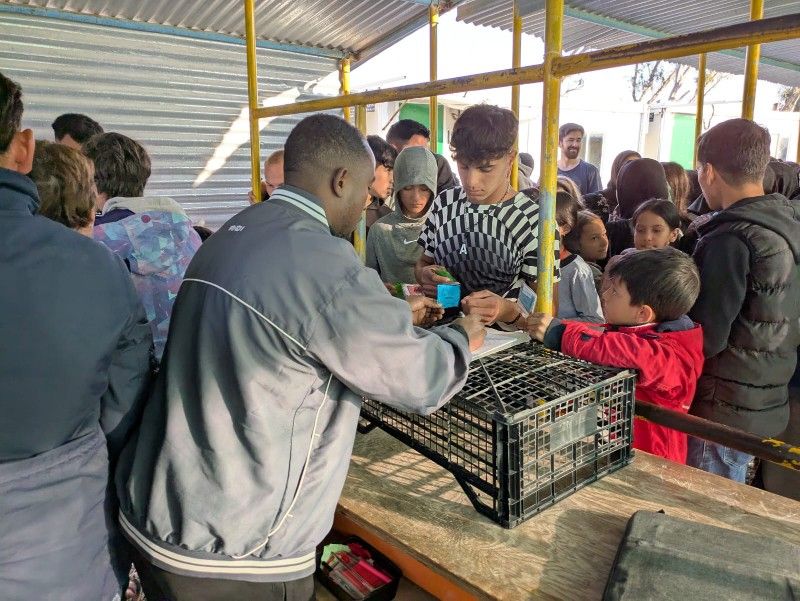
[359,341,636,528]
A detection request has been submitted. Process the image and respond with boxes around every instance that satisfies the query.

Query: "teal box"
[437,283,461,309]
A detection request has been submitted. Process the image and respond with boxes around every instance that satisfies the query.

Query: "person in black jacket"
[0,71,153,599]
[688,118,800,482]
[386,119,460,195]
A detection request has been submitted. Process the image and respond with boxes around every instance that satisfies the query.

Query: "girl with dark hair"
[632,199,682,250]
[661,161,694,231]
[416,104,560,326]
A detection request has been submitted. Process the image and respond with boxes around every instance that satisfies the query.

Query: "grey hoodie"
[366,146,437,283]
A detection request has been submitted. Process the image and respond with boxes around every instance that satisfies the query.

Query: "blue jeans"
[686,437,753,483]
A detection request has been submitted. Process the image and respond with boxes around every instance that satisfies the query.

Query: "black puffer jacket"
[690,194,800,436]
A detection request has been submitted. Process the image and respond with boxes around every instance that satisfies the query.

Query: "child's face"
[457,152,514,204]
[399,184,433,218]
[634,211,680,250]
[578,218,609,262]
[601,277,652,326]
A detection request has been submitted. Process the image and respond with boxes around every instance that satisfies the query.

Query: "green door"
[399,103,445,154]
[669,113,695,169]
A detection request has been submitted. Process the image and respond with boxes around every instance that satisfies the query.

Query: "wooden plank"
[338,429,800,601]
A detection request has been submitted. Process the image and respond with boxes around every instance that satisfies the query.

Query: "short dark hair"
[0,72,23,154]
[283,113,371,176]
[555,190,582,231]
[450,104,517,166]
[564,210,603,254]
[83,132,151,198]
[30,141,96,229]
[607,247,700,322]
[367,135,398,169]
[52,113,104,145]
[631,198,681,231]
[697,118,770,186]
[193,225,214,241]
[386,119,430,145]
[559,123,584,142]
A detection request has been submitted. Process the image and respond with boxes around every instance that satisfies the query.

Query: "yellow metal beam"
[354,104,368,263]
[536,0,563,316]
[510,0,522,190]
[429,4,439,154]
[244,0,261,202]
[253,14,800,120]
[742,0,764,120]
[693,53,707,166]
[340,57,352,123]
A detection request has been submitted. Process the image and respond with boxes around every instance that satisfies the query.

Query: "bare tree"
[632,61,726,105]
[777,86,800,111]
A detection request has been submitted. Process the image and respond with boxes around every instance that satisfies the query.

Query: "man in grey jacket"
[0,72,153,601]
[116,114,484,600]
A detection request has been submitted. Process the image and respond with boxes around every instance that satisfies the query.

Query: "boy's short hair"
[82,132,151,199]
[607,247,700,322]
[30,141,96,229]
[450,104,517,166]
[559,123,584,142]
[52,113,104,145]
[265,149,284,166]
[386,119,430,145]
[284,114,370,176]
[555,190,581,231]
[563,209,603,255]
[0,72,23,154]
[366,135,398,169]
[697,118,770,187]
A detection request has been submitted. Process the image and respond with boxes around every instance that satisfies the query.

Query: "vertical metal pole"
[340,57,352,123]
[536,0,563,315]
[511,0,522,189]
[429,3,439,154]
[741,0,764,120]
[797,117,800,163]
[693,53,707,166]
[354,105,368,262]
[244,0,261,201]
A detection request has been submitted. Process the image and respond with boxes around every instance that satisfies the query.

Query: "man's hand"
[247,181,269,205]
[524,312,554,342]
[452,314,487,352]
[406,295,444,327]
[417,264,453,298]
[461,290,520,325]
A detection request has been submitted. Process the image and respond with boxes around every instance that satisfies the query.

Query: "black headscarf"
[616,158,670,219]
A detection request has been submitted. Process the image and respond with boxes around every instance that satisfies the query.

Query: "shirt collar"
[269,184,328,226]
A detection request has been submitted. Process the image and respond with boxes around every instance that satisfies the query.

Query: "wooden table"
[334,429,800,600]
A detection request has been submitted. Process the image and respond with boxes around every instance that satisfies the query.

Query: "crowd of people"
[1,66,799,601]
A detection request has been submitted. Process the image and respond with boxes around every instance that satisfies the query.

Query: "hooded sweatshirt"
[690,193,800,436]
[94,196,202,360]
[607,159,671,257]
[366,146,437,283]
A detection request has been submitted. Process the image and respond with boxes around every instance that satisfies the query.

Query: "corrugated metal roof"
[1,11,338,228]
[1,0,436,57]
[457,0,800,87]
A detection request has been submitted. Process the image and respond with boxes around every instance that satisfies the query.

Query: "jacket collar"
[608,315,695,334]
[0,167,39,215]
[270,184,328,227]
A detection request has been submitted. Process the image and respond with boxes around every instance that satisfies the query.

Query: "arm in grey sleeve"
[572,267,605,323]
[590,167,603,194]
[101,259,154,459]
[308,265,471,415]
[689,234,750,358]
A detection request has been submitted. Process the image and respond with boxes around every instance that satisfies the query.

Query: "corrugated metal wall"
[1,12,338,228]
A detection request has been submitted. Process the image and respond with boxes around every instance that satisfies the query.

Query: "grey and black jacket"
[690,193,800,436]
[116,185,472,582]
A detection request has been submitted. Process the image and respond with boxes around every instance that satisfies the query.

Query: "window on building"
[579,133,604,167]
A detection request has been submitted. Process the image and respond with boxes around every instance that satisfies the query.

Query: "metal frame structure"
[244,0,800,311]
[241,0,800,471]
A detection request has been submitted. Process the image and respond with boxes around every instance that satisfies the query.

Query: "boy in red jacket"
[525,247,704,463]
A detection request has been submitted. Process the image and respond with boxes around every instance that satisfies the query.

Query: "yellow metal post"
[693,53,707,166]
[511,0,522,189]
[354,105,368,262]
[340,57,352,123]
[742,0,764,119]
[429,3,439,154]
[244,0,261,201]
[536,0,563,315]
